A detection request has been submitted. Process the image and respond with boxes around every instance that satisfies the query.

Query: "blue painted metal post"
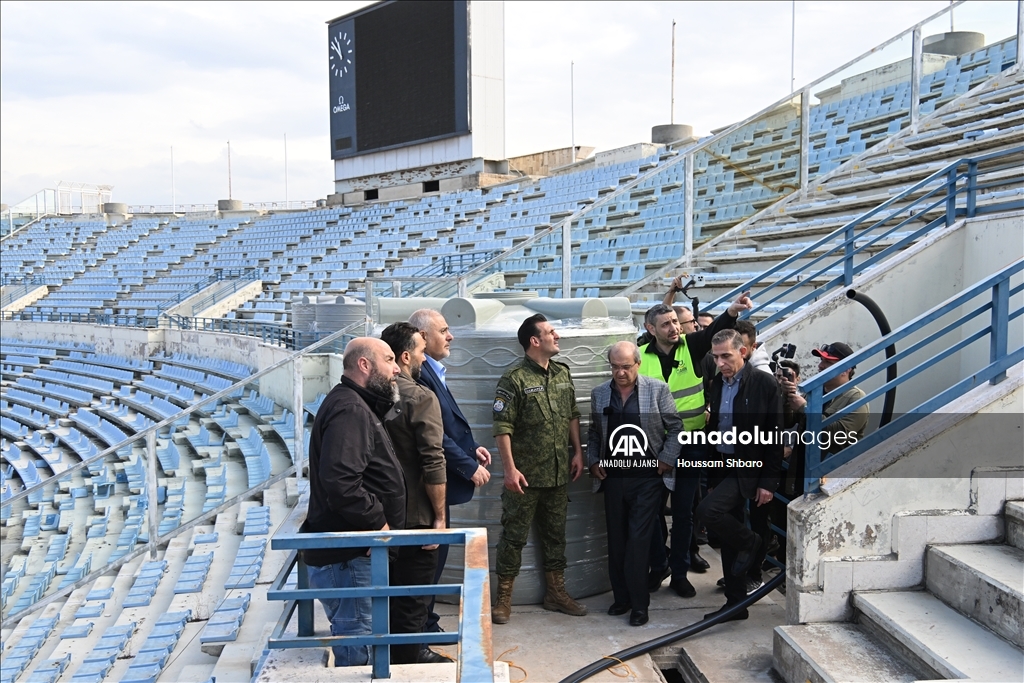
[804,389,824,493]
[966,160,978,218]
[370,545,391,679]
[297,558,313,636]
[459,529,495,682]
[991,278,1009,384]
[844,221,855,286]
[945,167,958,226]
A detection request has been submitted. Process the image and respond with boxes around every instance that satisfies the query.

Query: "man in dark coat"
[697,329,784,621]
[303,337,406,666]
[408,308,492,633]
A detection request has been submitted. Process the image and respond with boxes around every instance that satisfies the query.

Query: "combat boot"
[542,570,588,616]
[492,575,514,624]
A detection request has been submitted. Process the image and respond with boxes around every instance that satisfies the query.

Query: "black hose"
[557,570,786,683]
[845,289,896,427]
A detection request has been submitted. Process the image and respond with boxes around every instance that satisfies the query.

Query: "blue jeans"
[307,557,372,666]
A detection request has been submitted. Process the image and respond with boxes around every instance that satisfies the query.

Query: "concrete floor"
[428,547,785,683]
[255,545,786,682]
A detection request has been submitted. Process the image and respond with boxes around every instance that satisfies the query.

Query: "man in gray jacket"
[589,341,682,626]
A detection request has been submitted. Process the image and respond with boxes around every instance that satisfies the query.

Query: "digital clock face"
[330,31,353,78]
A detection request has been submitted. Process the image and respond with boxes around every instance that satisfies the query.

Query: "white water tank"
[428,294,638,604]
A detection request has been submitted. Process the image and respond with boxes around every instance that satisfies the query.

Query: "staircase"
[775,500,1024,682]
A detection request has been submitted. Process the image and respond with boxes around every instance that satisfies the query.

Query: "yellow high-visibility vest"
[638,340,706,431]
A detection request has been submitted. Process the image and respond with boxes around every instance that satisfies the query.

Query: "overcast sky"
[0,1,1015,208]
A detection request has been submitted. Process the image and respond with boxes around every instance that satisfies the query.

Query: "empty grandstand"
[1,2,1022,681]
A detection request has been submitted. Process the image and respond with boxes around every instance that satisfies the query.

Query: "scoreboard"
[328,1,471,160]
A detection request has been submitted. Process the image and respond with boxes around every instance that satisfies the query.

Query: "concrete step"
[853,590,1024,682]
[773,623,923,683]
[1007,500,1024,551]
[926,543,1024,647]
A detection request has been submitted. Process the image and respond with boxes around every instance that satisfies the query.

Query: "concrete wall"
[786,368,1023,623]
[4,321,162,360]
[815,54,951,105]
[469,0,505,162]
[759,212,1023,419]
[509,146,596,176]
[2,320,341,413]
[595,143,662,167]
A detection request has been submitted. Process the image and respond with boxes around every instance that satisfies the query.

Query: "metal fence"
[800,258,1023,492]
[266,528,493,681]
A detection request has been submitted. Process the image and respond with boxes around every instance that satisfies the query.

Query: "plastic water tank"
[430,294,638,604]
[292,295,362,343]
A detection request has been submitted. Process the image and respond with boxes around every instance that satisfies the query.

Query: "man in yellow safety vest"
[638,292,753,598]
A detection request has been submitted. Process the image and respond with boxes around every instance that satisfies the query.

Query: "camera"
[768,343,796,374]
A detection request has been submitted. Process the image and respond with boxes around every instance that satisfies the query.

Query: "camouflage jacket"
[492,355,581,487]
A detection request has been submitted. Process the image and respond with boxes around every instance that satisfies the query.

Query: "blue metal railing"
[267,528,493,682]
[165,315,300,348]
[704,146,1024,326]
[1,310,159,327]
[164,315,362,351]
[1,276,51,308]
[188,268,261,315]
[151,267,259,313]
[800,258,1023,493]
[397,250,503,298]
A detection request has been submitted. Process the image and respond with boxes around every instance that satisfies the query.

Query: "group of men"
[303,308,490,666]
[303,288,870,665]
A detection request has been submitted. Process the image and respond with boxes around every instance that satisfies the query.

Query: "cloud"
[3,0,1009,207]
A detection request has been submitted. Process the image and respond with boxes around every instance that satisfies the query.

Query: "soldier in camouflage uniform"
[491,313,588,624]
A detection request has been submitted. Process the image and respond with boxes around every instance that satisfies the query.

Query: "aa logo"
[608,424,649,458]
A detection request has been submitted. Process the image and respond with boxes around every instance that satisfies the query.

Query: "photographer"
[782,342,868,459]
[772,359,803,566]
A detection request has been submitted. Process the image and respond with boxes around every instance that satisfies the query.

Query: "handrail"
[0,317,366,624]
[1,311,161,328]
[186,268,262,315]
[267,528,492,681]
[152,267,259,313]
[800,258,1023,493]
[0,213,53,243]
[702,146,1024,324]
[1,278,50,309]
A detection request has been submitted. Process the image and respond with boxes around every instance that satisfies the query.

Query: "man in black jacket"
[697,329,783,621]
[303,337,406,666]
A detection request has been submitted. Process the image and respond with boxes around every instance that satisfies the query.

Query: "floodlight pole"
[791,1,796,93]
[171,146,175,213]
[284,133,289,207]
[671,20,676,124]
[570,61,576,164]
[227,141,233,200]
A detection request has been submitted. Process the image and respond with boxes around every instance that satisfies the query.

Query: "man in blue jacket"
[409,309,492,632]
